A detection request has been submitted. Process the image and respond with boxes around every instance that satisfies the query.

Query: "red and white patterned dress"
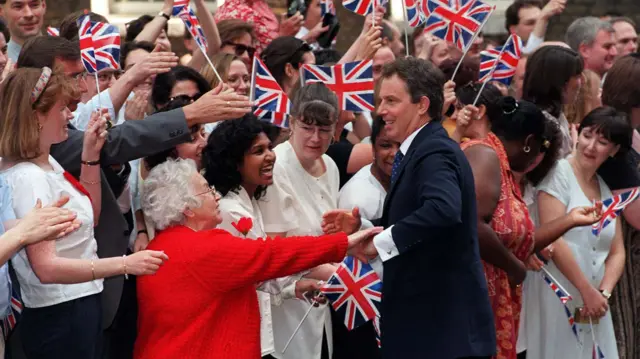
[462,132,535,359]
[214,0,280,54]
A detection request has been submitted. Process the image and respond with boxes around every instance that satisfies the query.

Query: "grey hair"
[565,17,615,51]
[141,158,203,231]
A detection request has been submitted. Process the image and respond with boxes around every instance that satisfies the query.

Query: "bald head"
[373,46,396,83]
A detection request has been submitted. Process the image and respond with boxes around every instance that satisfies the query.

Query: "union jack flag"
[424,0,493,50]
[77,14,97,73]
[172,0,190,16]
[564,304,580,343]
[479,34,522,85]
[342,0,388,17]
[541,271,572,304]
[177,7,208,53]
[1,287,23,340]
[320,256,382,330]
[91,22,121,71]
[321,0,336,17]
[301,60,375,112]
[405,0,423,27]
[593,344,605,359]
[419,0,430,23]
[251,56,291,128]
[592,187,640,236]
[46,27,59,36]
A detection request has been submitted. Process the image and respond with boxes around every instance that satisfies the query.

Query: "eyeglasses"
[223,42,256,58]
[297,124,334,140]
[169,93,202,103]
[71,71,88,84]
[195,185,217,197]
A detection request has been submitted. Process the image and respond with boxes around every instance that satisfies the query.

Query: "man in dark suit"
[370,57,496,358]
[11,36,251,359]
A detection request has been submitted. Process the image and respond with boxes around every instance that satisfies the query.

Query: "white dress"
[257,141,340,359]
[338,164,386,221]
[523,159,619,359]
[217,187,300,357]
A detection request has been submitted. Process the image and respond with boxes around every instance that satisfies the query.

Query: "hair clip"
[502,97,519,115]
[542,139,551,149]
[30,67,52,104]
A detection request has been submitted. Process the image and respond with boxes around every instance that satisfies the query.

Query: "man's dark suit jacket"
[378,121,496,359]
[50,109,192,329]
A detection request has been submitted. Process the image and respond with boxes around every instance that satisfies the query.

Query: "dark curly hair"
[202,114,279,200]
[144,97,202,170]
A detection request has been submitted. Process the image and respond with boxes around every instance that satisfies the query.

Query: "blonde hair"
[565,69,601,124]
[0,68,79,161]
[199,53,241,89]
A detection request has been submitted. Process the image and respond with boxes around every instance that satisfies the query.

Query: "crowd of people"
[0,0,638,358]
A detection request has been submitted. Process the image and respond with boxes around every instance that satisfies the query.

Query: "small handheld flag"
[423,0,493,51]
[46,27,59,36]
[301,60,375,112]
[78,14,97,73]
[172,0,190,16]
[91,22,121,71]
[342,0,388,17]
[478,34,522,86]
[320,256,382,330]
[404,0,423,27]
[251,56,291,128]
[592,187,640,236]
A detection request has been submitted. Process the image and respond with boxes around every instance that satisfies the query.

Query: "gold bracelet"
[80,178,101,185]
[123,255,129,279]
[91,260,96,280]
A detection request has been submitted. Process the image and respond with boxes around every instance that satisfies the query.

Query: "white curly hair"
[141,158,203,230]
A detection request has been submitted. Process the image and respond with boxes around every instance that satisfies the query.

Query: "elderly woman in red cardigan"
[134,158,379,359]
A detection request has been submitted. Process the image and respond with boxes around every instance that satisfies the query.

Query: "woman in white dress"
[0,68,168,358]
[524,107,632,359]
[338,116,399,221]
[202,114,303,358]
[257,83,379,358]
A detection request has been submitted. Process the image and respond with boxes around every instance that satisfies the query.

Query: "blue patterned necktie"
[391,151,404,185]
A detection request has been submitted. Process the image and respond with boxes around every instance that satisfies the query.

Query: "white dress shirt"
[521,33,544,55]
[372,124,426,264]
[338,164,386,220]
[2,156,103,308]
[72,90,128,130]
[258,140,339,359]
[217,187,300,357]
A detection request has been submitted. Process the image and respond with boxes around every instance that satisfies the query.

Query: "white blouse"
[217,187,299,357]
[257,140,340,359]
[338,164,386,220]
[2,156,102,308]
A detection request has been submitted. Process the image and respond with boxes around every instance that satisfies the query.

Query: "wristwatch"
[158,11,170,21]
[601,289,612,299]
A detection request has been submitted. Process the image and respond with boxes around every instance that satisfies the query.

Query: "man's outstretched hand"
[322,207,362,235]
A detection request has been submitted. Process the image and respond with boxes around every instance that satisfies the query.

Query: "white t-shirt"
[257,140,340,359]
[2,156,103,308]
[338,164,386,220]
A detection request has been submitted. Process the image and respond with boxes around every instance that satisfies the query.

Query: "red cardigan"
[134,225,348,359]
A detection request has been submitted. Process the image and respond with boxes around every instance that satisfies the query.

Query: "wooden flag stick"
[93,72,103,111]
[249,57,257,103]
[282,299,317,353]
[450,5,495,81]
[401,0,410,57]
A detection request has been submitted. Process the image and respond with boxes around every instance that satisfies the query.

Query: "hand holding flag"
[592,187,639,236]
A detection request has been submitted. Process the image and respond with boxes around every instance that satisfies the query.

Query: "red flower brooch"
[232,217,253,237]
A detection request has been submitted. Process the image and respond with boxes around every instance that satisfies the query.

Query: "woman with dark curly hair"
[150,65,211,111]
[201,114,290,358]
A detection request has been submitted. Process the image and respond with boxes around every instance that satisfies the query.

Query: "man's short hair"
[380,57,445,121]
[17,36,80,69]
[59,11,109,41]
[565,17,615,51]
[610,16,637,28]
[381,20,395,42]
[505,0,543,33]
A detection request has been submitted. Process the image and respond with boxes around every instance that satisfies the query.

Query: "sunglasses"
[169,93,202,103]
[223,42,256,58]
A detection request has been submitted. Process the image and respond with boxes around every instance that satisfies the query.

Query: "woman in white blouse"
[524,107,631,359]
[338,116,399,221]
[0,68,168,359]
[202,114,305,358]
[257,83,379,359]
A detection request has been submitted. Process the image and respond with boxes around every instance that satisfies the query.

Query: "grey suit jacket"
[50,108,192,329]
